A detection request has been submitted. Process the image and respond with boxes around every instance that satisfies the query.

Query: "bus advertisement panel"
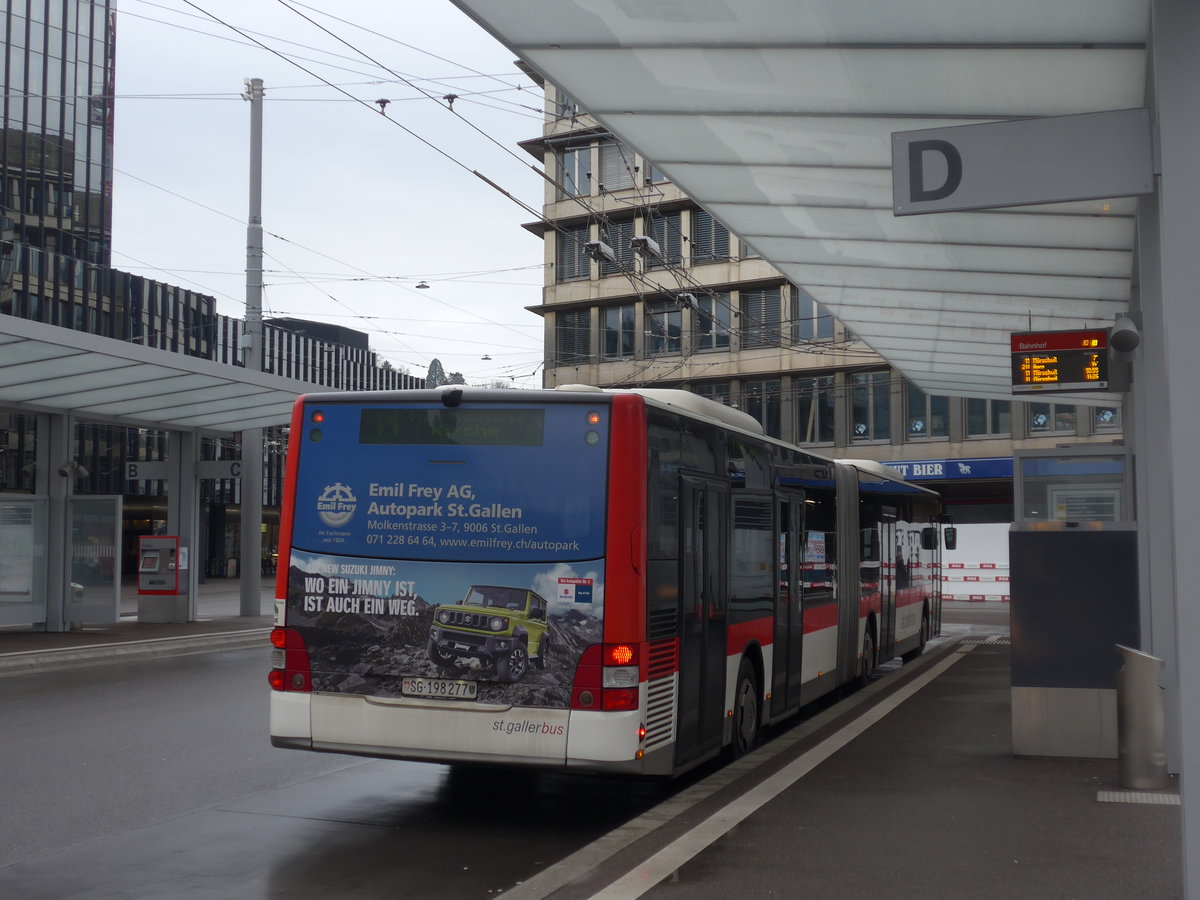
[281,399,610,709]
[290,404,608,562]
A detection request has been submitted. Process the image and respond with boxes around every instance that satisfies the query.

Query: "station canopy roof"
[0,315,318,433]
[453,0,1149,403]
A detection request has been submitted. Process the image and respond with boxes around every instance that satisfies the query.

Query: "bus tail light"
[602,688,638,711]
[571,643,643,711]
[269,627,312,693]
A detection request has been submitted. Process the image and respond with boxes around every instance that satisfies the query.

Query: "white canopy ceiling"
[0,316,317,433]
[453,0,1149,402]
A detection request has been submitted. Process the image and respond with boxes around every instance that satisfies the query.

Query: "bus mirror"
[943,526,958,551]
[921,526,937,551]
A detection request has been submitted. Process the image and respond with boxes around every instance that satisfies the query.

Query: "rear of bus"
[269,387,651,772]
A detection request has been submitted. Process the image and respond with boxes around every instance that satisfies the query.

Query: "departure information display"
[1011,329,1109,393]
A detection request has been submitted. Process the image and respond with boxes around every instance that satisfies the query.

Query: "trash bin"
[1116,644,1168,790]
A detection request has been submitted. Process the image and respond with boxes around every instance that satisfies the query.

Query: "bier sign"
[1011,329,1109,393]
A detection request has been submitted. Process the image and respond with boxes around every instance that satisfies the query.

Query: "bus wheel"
[858,629,877,688]
[902,613,929,664]
[497,643,529,682]
[730,658,760,759]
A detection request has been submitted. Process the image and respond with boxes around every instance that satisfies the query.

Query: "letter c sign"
[908,140,962,203]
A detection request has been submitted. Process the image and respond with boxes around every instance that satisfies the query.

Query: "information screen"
[359,408,545,446]
[1011,329,1109,393]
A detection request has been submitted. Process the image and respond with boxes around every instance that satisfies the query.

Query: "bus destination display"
[359,408,545,446]
[1011,329,1109,393]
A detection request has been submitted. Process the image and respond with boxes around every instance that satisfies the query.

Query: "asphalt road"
[942,600,1010,634]
[0,605,1009,899]
[0,647,680,899]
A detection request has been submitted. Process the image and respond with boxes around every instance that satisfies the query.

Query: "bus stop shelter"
[448,0,1200,892]
[0,314,317,629]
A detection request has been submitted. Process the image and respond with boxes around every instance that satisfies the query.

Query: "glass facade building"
[3,0,114,266]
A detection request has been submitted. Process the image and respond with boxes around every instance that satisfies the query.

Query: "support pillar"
[1149,2,1200,894]
[167,431,200,620]
[41,413,70,632]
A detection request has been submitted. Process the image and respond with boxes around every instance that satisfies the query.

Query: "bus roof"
[295,385,937,498]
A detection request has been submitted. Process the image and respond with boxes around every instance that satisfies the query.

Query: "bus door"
[873,517,897,658]
[676,476,728,767]
[772,492,805,718]
[835,464,861,685]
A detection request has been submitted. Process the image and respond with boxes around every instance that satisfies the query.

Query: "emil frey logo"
[317,483,357,527]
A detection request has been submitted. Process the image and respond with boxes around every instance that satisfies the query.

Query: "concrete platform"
[0,577,273,675]
[518,640,1183,900]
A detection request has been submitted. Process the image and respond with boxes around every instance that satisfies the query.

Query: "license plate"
[402,676,478,700]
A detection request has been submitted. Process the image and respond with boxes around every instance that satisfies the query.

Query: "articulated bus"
[269,386,951,776]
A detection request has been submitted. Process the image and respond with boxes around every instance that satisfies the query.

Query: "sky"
[110,0,547,387]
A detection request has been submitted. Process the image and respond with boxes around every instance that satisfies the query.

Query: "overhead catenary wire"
[113,4,833,383]
[281,0,543,112]
[170,0,779,372]
[126,0,543,119]
[125,3,578,376]
[107,155,544,367]
[268,0,761,343]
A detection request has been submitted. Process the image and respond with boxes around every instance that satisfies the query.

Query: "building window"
[646,300,681,355]
[851,370,891,442]
[795,375,835,445]
[1028,402,1076,435]
[694,292,732,352]
[1094,407,1121,431]
[598,139,636,192]
[644,210,683,269]
[793,291,834,342]
[556,223,589,282]
[557,92,578,120]
[602,304,635,358]
[743,379,782,439]
[556,145,590,198]
[740,286,782,349]
[691,208,730,262]
[966,398,1011,437]
[599,219,634,276]
[906,382,949,440]
[646,162,667,184]
[555,309,590,364]
[692,382,732,406]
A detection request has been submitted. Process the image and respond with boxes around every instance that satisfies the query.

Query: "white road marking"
[585,646,973,900]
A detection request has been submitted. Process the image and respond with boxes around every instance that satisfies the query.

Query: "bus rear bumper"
[270,691,312,744]
[566,707,644,763]
[272,690,661,773]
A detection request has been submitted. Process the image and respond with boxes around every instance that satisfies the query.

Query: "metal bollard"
[1116,644,1168,790]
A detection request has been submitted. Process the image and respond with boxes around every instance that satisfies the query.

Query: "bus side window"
[861,527,879,562]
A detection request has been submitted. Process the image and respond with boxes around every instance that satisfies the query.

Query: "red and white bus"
[269,386,949,776]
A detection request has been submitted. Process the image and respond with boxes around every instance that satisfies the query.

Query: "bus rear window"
[359,408,544,446]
